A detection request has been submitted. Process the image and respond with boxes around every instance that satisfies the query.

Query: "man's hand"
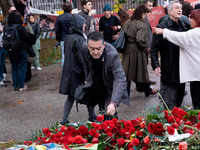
[146,48,150,53]
[88,10,93,16]
[106,103,116,116]
[155,67,161,76]
[112,34,118,40]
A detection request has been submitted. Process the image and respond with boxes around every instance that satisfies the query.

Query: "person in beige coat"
[122,4,158,97]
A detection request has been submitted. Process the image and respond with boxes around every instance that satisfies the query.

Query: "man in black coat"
[151,1,190,109]
[81,31,129,119]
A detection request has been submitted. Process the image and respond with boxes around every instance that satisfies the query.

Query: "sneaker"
[36,67,42,71]
[2,78,11,83]
[31,66,35,70]
[0,81,4,87]
[19,85,27,91]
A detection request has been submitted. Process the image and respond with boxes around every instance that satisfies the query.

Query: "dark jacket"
[82,42,129,106]
[78,10,96,36]
[7,11,30,51]
[59,14,86,96]
[29,22,40,40]
[55,12,72,42]
[151,16,190,83]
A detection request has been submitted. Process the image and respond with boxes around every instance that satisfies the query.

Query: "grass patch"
[0,141,24,149]
[40,39,62,66]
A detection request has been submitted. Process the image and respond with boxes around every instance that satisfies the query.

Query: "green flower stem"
[158,92,183,134]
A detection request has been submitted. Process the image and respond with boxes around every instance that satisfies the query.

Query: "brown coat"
[122,19,149,83]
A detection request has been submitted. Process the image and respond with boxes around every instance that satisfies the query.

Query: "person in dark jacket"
[81,31,129,120]
[55,2,72,67]
[59,14,95,124]
[29,14,42,71]
[78,0,96,36]
[6,10,30,91]
[99,3,121,45]
[151,1,190,109]
[13,0,27,17]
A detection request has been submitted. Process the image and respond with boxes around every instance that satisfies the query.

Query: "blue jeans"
[60,41,65,67]
[8,51,27,88]
[0,48,7,81]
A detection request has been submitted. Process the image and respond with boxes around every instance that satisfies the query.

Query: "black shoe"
[88,115,97,122]
[60,119,70,125]
[145,89,158,97]
[24,79,30,83]
[14,88,20,91]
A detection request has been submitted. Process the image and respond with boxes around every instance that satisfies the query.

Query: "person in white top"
[154,9,200,109]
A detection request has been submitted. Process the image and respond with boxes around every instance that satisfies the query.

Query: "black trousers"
[190,81,200,109]
[162,82,185,110]
[25,61,32,81]
[127,81,152,96]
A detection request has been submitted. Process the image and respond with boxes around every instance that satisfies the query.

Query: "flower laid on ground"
[21,107,200,150]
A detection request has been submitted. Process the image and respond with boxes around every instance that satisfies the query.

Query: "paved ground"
[0,61,192,142]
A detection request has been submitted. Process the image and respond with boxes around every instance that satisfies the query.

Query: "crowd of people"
[0,1,42,90]
[1,0,200,124]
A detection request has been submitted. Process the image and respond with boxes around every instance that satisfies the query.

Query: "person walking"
[55,2,72,67]
[122,4,158,97]
[153,9,200,109]
[29,14,42,71]
[59,14,95,124]
[151,1,190,109]
[78,0,96,36]
[5,10,30,91]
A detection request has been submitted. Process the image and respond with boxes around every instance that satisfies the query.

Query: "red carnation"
[97,115,104,122]
[167,116,174,123]
[92,138,99,144]
[60,125,66,133]
[139,121,146,128]
[147,123,156,134]
[196,122,200,129]
[127,142,134,149]
[107,132,113,137]
[198,112,200,120]
[155,122,164,132]
[143,136,150,144]
[142,146,148,150]
[131,119,139,127]
[131,138,140,146]
[167,126,175,135]
[89,129,99,138]
[56,132,63,138]
[43,128,50,134]
[184,121,192,126]
[124,120,132,129]
[117,138,125,146]
[78,125,89,136]
[129,127,136,133]
[172,123,179,129]
[74,135,84,144]
[136,130,143,137]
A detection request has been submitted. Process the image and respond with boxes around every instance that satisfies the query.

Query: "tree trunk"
[0,0,11,25]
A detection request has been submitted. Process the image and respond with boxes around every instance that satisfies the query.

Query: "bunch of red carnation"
[24,107,200,150]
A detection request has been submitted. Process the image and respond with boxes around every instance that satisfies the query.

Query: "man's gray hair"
[168,1,182,11]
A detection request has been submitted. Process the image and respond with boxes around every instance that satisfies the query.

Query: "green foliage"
[40,39,62,66]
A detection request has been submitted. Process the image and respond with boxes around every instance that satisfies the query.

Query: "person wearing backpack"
[4,10,30,91]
